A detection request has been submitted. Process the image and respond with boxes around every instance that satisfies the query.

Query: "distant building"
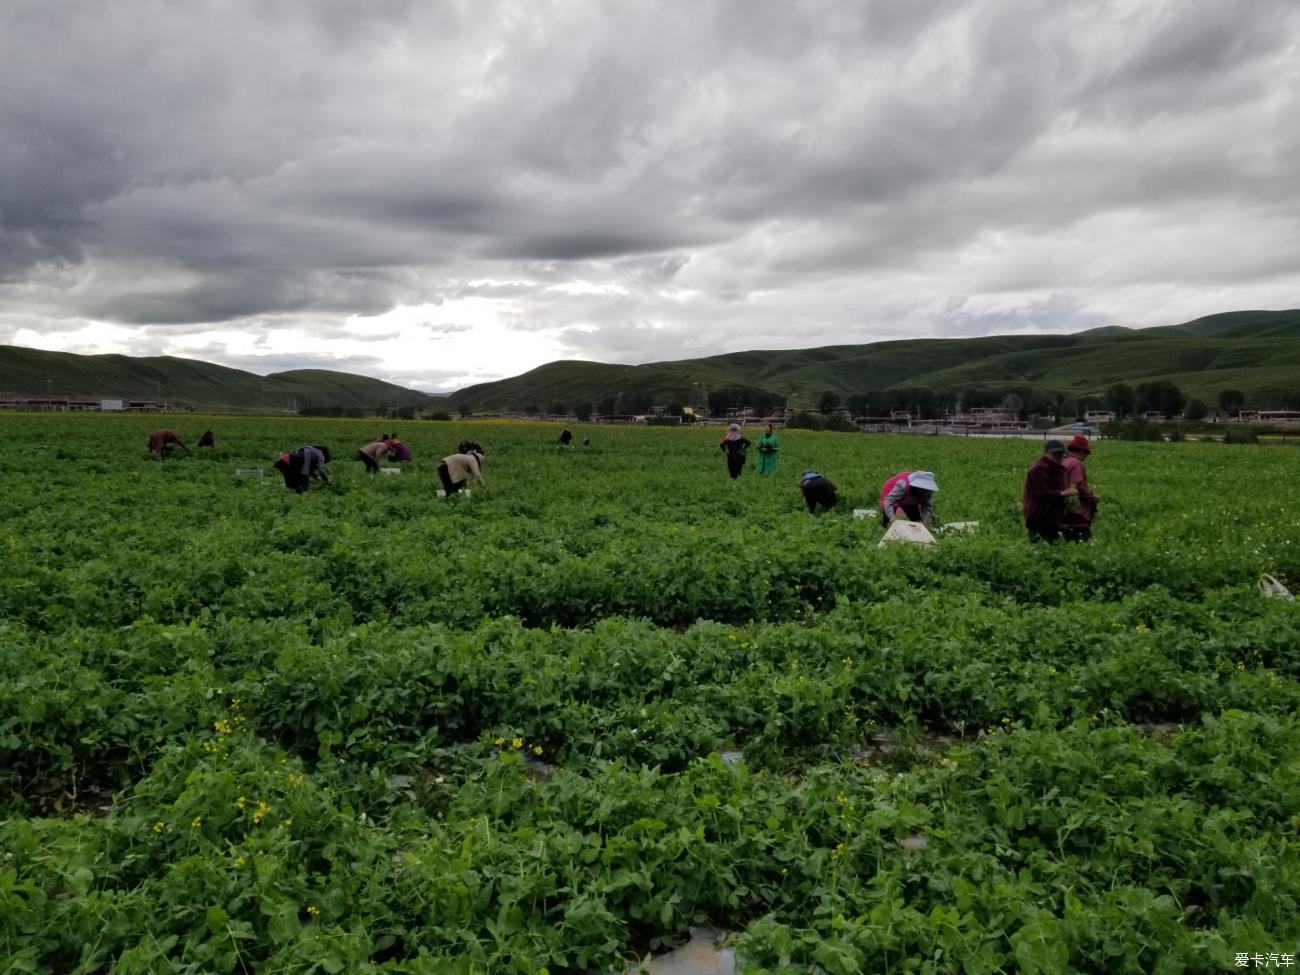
[1239,410,1300,427]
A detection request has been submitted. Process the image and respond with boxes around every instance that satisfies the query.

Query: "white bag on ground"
[1258,574,1294,601]
[878,520,935,548]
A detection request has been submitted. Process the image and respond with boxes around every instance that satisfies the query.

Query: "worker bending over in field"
[799,469,838,515]
[274,445,331,493]
[198,430,215,448]
[357,438,389,473]
[148,429,187,460]
[437,451,485,498]
[385,435,412,463]
[879,471,938,528]
[1022,440,1077,543]
[1060,435,1099,542]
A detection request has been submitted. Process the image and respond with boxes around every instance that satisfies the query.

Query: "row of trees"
[808,382,1252,422]
[465,383,1264,423]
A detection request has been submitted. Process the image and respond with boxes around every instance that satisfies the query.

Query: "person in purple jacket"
[386,436,412,462]
[1022,440,1078,543]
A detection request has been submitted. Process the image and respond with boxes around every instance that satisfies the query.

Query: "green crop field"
[2,415,1298,973]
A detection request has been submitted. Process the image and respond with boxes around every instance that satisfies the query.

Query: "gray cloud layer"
[2,0,1298,386]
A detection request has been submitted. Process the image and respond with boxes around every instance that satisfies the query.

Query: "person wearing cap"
[799,469,838,515]
[1061,434,1099,541]
[879,470,938,527]
[1022,440,1078,543]
[718,423,752,480]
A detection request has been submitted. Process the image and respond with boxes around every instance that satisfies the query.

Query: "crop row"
[4,707,1296,973]
[5,587,1298,811]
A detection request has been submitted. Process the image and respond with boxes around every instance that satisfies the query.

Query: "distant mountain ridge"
[447,309,1300,412]
[0,346,440,414]
[4,309,1298,416]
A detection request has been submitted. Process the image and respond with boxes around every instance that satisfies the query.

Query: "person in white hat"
[879,470,938,527]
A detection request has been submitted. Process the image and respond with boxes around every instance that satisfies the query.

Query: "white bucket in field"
[852,508,873,519]
[436,489,470,499]
[939,521,979,533]
[380,467,400,475]
[878,520,935,548]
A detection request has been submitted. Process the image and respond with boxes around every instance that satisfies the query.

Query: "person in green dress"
[755,422,780,475]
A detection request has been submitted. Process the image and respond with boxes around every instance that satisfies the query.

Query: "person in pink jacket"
[1061,434,1099,541]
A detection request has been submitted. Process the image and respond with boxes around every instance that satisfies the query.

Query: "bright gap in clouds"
[9,297,573,395]
[355,299,571,392]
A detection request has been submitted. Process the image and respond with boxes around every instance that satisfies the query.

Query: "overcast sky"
[2,1,1298,393]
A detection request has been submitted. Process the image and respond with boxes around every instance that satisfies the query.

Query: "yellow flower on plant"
[533,745,543,755]
[306,905,320,917]
[191,816,203,829]
[152,820,166,833]
[512,737,524,749]
[494,737,506,746]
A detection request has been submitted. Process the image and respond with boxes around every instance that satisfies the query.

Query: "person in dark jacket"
[557,429,573,447]
[1022,440,1077,543]
[274,445,331,493]
[718,423,752,480]
[799,469,838,515]
[197,429,215,448]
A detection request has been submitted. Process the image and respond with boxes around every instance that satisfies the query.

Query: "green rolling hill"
[0,347,441,414]
[4,309,1298,416]
[447,309,1300,413]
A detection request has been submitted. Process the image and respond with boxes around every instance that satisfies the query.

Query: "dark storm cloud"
[1,0,1298,376]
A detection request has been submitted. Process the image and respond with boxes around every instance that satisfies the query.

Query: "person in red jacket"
[1061,434,1099,541]
[147,429,187,460]
[1022,440,1078,543]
